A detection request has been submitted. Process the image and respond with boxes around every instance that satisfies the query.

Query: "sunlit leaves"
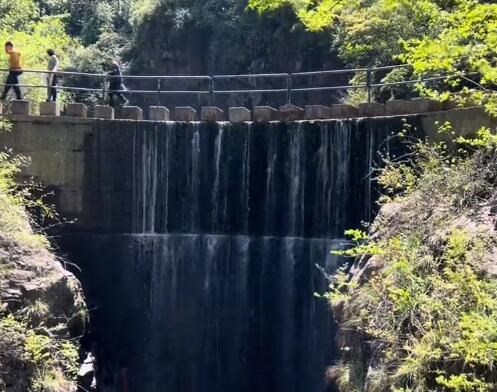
[248,0,349,31]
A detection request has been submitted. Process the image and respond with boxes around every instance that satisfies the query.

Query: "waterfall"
[61,117,402,392]
[288,122,305,235]
[212,126,225,231]
[191,124,201,231]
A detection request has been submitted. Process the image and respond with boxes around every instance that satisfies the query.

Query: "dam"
[0,106,492,391]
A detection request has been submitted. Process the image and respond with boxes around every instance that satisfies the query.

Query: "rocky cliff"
[0,177,87,391]
[328,133,497,391]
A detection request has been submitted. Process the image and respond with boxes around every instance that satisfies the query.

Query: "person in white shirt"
[46,49,59,102]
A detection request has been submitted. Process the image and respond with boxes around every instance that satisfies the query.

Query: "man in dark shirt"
[107,61,128,107]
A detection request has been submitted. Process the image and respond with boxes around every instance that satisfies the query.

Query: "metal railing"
[0,63,482,106]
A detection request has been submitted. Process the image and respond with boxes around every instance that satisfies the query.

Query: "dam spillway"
[62,119,396,392]
[65,119,393,391]
[4,111,487,391]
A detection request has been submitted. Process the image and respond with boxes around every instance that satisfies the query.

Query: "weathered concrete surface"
[386,100,417,115]
[149,106,170,121]
[66,103,88,118]
[253,106,278,122]
[229,107,251,123]
[121,106,143,121]
[411,98,443,113]
[1,117,91,224]
[358,103,385,117]
[305,105,331,120]
[40,102,59,117]
[94,105,114,120]
[201,107,225,122]
[11,100,30,115]
[174,107,197,122]
[279,104,304,121]
[329,104,358,119]
[420,107,496,140]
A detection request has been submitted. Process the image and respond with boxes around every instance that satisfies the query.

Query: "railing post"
[286,73,292,104]
[366,67,372,103]
[101,75,107,105]
[156,78,161,107]
[208,76,214,106]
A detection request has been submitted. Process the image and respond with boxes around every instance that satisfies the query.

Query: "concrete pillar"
[121,106,143,120]
[66,103,88,117]
[279,104,304,122]
[149,106,170,121]
[11,100,30,115]
[411,98,443,113]
[39,102,59,116]
[201,107,225,122]
[329,104,359,118]
[94,105,114,119]
[305,105,331,120]
[385,99,417,115]
[358,103,386,117]
[229,107,251,123]
[253,106,278,122]
[174,107,197,122]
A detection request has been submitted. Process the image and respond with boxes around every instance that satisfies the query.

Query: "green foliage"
[21,300,50,326]
[0,0,39,32]
[0,315,79,392]
[0,139,56,248]
[0,0,79,106]
[345,229,368,242]
[131,0,160,26]
[329,131,497,391]
[250,0,497,108]
[249,0,349,31]
[0,0,139,105]
[456,127,497,150]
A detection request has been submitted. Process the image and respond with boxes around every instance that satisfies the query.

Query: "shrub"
[329,127,497,391]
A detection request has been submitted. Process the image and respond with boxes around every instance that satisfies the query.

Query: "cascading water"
[59,118,402,392]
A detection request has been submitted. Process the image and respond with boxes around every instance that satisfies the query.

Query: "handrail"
[0,64,482,106]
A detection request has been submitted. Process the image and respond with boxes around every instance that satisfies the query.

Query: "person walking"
[46,49,59,102]
[1,41,23,100]
[107,61,128,107]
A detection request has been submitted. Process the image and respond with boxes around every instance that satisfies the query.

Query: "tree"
[0,0,77,106]
[249,0,497,108]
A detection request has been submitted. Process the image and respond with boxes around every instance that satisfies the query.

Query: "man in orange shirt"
[1,41,23,100]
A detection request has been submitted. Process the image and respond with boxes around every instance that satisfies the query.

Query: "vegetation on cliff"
[326,123,497,391]
[0,122,87,391]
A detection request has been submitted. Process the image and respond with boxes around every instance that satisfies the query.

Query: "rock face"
[330,193,497,391]
[128,6,343,111]
[0,237,86,333]
[0,235,87,391]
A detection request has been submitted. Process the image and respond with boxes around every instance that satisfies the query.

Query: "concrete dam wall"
[0,107,493,392]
